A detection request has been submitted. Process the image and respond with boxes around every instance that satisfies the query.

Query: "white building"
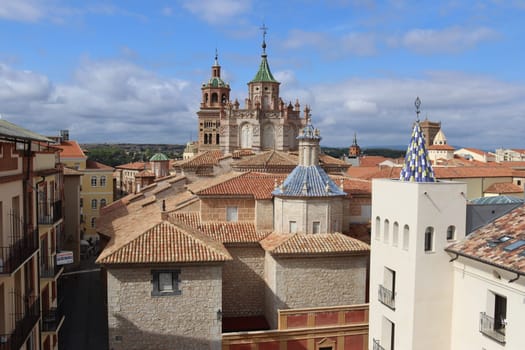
[369,109,525,350]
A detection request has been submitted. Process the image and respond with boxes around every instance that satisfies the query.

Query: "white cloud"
[181,0,251,25]
[0,61,198,143]
[0,0,44,22]
[398,26,499,54]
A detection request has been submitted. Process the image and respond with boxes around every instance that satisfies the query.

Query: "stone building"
[197,38,306,154]
[97,120,370,349]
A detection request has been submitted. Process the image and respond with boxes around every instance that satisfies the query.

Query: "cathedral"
[197,34,306,153]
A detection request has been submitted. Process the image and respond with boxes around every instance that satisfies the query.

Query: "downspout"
[449,253,459,262]
[509,273,520,284]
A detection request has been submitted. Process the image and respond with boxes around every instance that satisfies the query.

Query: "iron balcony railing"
[41,302,65,333]
[38,200,63,225]
[40,255,63,279]
[378,284,395,310]
[373,338,386,350]
[0,229,38,275]
[480,312,506,344]
[0,294,40,350]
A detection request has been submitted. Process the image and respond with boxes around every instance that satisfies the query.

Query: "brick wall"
[200,198,255,222]
[265,254,368,328]
[107,265,222,350]
[222,246,265,317]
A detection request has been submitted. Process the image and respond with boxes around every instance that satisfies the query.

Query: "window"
[403,225,409,250]
[392,222,399,247]
[375,216,381,240]
[289,221,297,233]
[481,292,507,343]
[91,176,97,187]
[79,198,83,208]
[379,267,396,310]
[424,227,434,252]
[91,199,97,209]
[151,270,181,296]
[381,316,395,350]
[226,206,238,222]
[100,199,107,207]
[446,225,456,241]
[384,219,390,244]
[494,294,507,334]
[99,176,106,187]
[91,217,96,228]
[312,221,320,234]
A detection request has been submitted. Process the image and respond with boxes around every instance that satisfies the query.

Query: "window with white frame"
[91,199,97,209]
[100,198,107,207]
[91,176,97,187]
[99,176,107,187]
[151,270,181,296]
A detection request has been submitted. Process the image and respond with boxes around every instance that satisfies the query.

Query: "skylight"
[503,240,525,252]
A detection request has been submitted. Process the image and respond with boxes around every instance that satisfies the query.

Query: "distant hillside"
[322,147,405,159]
[80,144,186,167]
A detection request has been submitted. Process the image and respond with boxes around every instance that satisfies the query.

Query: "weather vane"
[260,23,268,53]
[415,96,421,122]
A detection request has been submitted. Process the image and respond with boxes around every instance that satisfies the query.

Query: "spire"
[399,98,436,182]
[353,132,358,146]
[214,48,219,66]
[250,24,278,83]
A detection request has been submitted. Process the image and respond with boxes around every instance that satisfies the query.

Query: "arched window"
[447,225,456,241]
[384,219,390,244]
[393,222,399,247]
[99,176,106,187]
[91,199,97,209]
[100,198,107,207]
[216,134,220,145]
[403,225,409,250]
[204,93,208,103]
[91,217,96,228]
[221,94,227,104]
[211,93,218,103]
[375,216,381,240]
[204,134,208,144]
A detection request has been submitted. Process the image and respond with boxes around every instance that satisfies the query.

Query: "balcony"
[480,312,506,344]
[41,303,65,333]
[0,294,40,350]
[40,256,64,280]
[372,338,386,350]
[0,229,38,275]
[378,284,395,310]
[38,200,63,225]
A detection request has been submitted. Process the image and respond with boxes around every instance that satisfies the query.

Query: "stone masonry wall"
[200,198,255,222]
[107,265,222,350]
[266,255,368,328]
[222,246,265,317]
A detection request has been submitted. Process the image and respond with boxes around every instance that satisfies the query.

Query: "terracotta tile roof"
[97,221,231,264]
[446,204,525,275]
[428,144,455,151]
[459,147,487,156]
[169,212,270,244]
[358,156,389,167]
[332,176,371,196]
[261,232,370,256]
[484,182,523,194]
[174,150,223,170]
[232,150,297,169]
[347,166,401,180]
[86,159,113,170]
[195,172,288,200]
[115,161,149,170]
[58,141,86,158]
[231,149,256,159]
[319,153,349,166]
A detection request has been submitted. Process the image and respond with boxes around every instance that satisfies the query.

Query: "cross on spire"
[260,23,268,54]
[415,96,421,122]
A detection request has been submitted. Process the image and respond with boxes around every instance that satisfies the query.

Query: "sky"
[1,0,525,149]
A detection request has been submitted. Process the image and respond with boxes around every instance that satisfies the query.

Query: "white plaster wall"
[450,258,525,350]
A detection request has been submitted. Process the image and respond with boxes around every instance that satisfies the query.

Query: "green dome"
[150,153,169,161]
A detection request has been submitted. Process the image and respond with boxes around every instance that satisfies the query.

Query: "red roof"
[484,182,523,194]
[58,141,86,158]
[86,159,113,170]
[115,161,149,170]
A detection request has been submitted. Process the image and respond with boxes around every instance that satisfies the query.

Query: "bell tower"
[197,50,230,150]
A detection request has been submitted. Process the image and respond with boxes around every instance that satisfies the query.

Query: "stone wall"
[200,198,255,222]
[255,200,273,231]
[274,197,344,233]
[265,254,368,328]
[222,246,265,317]
[107,265,222,350]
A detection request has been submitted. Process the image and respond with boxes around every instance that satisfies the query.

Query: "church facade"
[197,39,306,154]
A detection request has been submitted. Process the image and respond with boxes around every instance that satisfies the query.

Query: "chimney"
[60,130,69,142]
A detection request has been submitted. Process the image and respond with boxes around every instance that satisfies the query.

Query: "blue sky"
[1,0,525,149]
